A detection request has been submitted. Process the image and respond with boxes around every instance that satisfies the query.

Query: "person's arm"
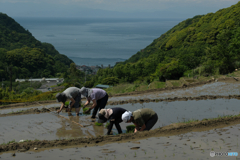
[133,122,140,133]
[139,124,146,131]
[57,103,65,113]
[90,99,97,109]
[84,99,96,113]
[84,99,90,106]
[68,98,75,112]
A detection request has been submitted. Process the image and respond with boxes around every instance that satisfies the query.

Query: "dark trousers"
[107,121,122,135]
[69,93,81,108]
[144,113,158,131]
[92,93,108,117]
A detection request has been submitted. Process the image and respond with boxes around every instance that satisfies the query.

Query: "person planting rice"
[122,108,158,133]
[56,87,82,116]
[98,107,127,135]
[80,87,108,119]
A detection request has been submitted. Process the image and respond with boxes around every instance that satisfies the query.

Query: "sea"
[15,17,183,67]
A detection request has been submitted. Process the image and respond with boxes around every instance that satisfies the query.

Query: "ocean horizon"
[15,17,183,66]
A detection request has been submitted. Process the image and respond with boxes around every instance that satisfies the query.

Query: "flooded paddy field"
[0,111,107,144]
[0,80,240,159]
[109,81,240,101]
[1,98,240,140]
[0,123,239,160]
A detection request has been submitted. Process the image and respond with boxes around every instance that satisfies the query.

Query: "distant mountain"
[0,13,74,80]
[93,1,240,83]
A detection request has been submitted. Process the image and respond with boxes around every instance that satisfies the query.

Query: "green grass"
[105,80,166,95]
[170,81,182,87]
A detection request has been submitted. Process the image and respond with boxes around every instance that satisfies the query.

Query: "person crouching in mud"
[98,107,127,135]
[122,108,158,133]
[56,87,82,116]
[80,87,108,119]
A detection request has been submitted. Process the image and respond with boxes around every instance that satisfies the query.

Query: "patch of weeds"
[25,139,31,142]
[7,139,16,144]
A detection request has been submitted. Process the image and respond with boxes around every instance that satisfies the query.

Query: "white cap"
[122,111,132,123]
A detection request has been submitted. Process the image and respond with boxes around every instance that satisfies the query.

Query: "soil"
[0,107,60,117]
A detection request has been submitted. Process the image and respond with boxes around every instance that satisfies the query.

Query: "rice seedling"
[126,125,135,133]
[105,122,110,129]
[95,122,103,126]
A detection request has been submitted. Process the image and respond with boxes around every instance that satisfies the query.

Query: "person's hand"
[83,105,87,109]
[134,128,138,133]
[84,108,92,114]
[57,110,61,114]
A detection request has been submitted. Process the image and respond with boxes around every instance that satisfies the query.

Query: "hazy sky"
[0,0,239,19]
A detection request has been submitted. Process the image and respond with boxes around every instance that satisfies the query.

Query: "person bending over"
[80,87,108,119]
[56,87,82,116]
[98,107,127,135]
[122,108,158,133]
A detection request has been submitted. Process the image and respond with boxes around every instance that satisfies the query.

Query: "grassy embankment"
[105,69,240,96]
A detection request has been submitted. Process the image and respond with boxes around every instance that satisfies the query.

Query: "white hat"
[122,111,132,123]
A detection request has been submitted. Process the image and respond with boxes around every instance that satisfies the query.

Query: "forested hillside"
[0,13,73,80]
[91,1,240,85]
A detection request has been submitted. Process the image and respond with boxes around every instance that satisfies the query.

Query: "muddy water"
[109,82,240,101]
[0,124,239,160]
[107,99,240,133]
[0,113,106,144]
[1,99,239,139]
[0,103,60,114]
